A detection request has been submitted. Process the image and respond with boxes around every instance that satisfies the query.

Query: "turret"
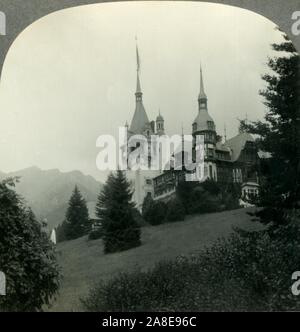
[156,110,165,135]
[192,65,216,137]
[198,66,207,111]
[129,44,152,135]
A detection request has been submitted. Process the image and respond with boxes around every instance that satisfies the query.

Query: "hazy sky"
[0,1,285,181]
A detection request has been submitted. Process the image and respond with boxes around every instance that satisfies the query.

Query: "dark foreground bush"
[82,213,300,311]
[0,178,60,311]
[88,227,103,240]
[145,201,167,226]
[165,198,185,222]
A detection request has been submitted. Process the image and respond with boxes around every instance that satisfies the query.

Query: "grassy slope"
[51,208,260,311]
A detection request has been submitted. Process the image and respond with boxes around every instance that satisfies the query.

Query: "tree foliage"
[96,171,141,253]
[82,210,300,312]
[142,193,154,222]
[241,32,300,227]
[176,180,238,215]
[0,178,60,311]
[165,197,185,222]
[56,220,68,243]
[64,185,89,240]
[142,197,167,226]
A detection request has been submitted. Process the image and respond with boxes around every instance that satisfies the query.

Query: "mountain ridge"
[0,167,102,229]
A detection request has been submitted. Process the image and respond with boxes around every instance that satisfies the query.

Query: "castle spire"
[193,63,215,134]
[136,72,142,94]
[135,42,142,99]
[198,65,207,101]
[129,40,150,134]
[198,65,207,111]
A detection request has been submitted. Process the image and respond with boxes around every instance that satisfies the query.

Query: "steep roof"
[129,99,150,134]
[193,110,215,131]
[193,65,215,132]
[129,51,150,134]
[224,132,255,161]
[156,110,164,121]
[216,141,231,153]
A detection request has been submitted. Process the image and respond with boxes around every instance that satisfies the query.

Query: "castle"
[125,47,260,210]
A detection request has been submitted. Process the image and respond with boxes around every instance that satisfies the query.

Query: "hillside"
[0,167,102,229]
[51,208,261,311]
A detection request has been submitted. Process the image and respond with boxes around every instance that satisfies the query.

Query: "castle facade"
[125,48,259,210]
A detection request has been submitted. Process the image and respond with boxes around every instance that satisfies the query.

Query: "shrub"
[177,180,242,215]
[133,207,147,227]
[201,179,221,196]
[142,194,154,222]
[189,186,221,214]
[220,183,241,210]
[82,212,300,311]
[56,220,68,243]
[165,198,185,222]
[0,178,60,311]
[177,180,223,215]
[146,201,167,226]
[88,227,103,240]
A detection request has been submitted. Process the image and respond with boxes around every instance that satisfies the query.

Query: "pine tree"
[241,32,300,227]
[65,185,89,240]
[96,170,141,253]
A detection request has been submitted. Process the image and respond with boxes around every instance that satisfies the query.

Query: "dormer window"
[207,121,214,130]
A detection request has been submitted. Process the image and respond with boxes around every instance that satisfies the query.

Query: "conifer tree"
[96,170,141,253]
[65,185,89,240]
[241,32,300,227]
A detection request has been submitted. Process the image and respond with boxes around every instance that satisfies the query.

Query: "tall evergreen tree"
[65,185,89,240]
[241,32,300,227]
[96,170,141,253]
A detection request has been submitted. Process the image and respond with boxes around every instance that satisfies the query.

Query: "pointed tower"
[156,109,165,135]
[125,42,159,212]
[129,45,152,135]
[192,65,217,181]
[198,66,207,110]
[192,65,216,135]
